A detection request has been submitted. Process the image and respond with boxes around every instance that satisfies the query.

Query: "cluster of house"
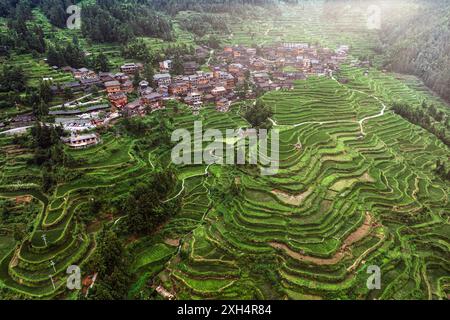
[150,66,236,114]
[50,63,143,95]
[132,42,350,115]
[213,43,349,92]
[50,104,110,133]
[48,63,147,148]
[1,43,351,148]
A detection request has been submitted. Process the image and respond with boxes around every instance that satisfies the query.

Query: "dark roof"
[109,92,127,99]
[49,104,109,116]
[143,93,163,101]
[104,80,120,87]
[12,114,35,122]
[124,99,142,109]
[80,78,102,85]
[63,81,82,89]
[121,80,133,87]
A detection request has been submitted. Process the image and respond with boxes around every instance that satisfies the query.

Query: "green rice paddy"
[0,2,448,300]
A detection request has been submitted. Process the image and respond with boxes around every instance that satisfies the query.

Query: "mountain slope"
[380,0,450,102]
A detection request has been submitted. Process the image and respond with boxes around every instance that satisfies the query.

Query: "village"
[0,42,350,149]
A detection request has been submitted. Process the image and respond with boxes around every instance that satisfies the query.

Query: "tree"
[30,122,65,171]
[46,40,86,68]
[0,65,27,92]
[13,224,26,242]
[171,55,184,76]
[146,111,174,147]
[132,70,142,88]
[63,87,74,101]
[39,80,52,103]
[33,100,49,118]
[243,100,273,129]
[206,34,220,49]
[94,52,110,72]
[123,168,181,235]
[143,63,155,86]
[87,227,131,300]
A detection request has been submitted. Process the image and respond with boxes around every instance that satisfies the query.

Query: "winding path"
[268,74,388,136]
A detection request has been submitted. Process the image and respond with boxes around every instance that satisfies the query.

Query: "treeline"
[46,37,86,68]
[0,65,44,109]
[29,123,67,192]
[80,0,173,43]
[149,0,278,16]
[177,12,230,37]
[121,38,198,73]
[0,0,39,18]
[380,0,450,102]
[0,0,45,55]
[40,0,74,28]
[392,101,450,147]
[0,65,27,93]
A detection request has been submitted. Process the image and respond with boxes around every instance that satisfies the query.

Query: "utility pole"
[41,234,47,247]
[50,260,57,273]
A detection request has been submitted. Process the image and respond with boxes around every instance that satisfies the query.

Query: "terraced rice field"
[153,68,449,300]
[0,131,149,297]
[0,65,449,299]
[0,9,197,93]
[226,1,383,60]
[0,2,448,299]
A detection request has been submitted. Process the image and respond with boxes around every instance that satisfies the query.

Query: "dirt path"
[270,213,373,265]
[164,238,180,247]
[272,186,313,206]
[268,75,388,136]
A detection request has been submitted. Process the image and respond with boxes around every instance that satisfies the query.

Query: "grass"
[0,236,16,262]
[0,3,448,300]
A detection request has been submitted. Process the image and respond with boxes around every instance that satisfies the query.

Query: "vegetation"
[85,227,131,300]
[80,0,173,43]
[46,38,86,68]
[0,0,448,301]
[0,65,27,93]
[392,101,449,147]
[243,100,273,129]
[122,169,181,235]
[380,0,450,102]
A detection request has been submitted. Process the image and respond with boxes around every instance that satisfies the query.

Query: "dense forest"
[380,0,450,102]
[80,0,173,43]
[149,0,279,15]
[392,101,450,147]
[0,0,45,55]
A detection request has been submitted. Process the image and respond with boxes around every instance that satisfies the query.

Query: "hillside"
[379,0,450,102]
[0,0,448,301]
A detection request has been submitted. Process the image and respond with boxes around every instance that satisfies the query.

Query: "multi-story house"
[109,92,128,109]
[154,74,172,87]
[104,80,121,94]
[120,63,143,75]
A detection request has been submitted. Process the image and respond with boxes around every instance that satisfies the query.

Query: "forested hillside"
[380,0,450,102]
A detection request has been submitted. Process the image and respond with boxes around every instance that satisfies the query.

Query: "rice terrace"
[0,0,449,302]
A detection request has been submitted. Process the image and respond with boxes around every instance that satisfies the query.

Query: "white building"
[62,134,100,149]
